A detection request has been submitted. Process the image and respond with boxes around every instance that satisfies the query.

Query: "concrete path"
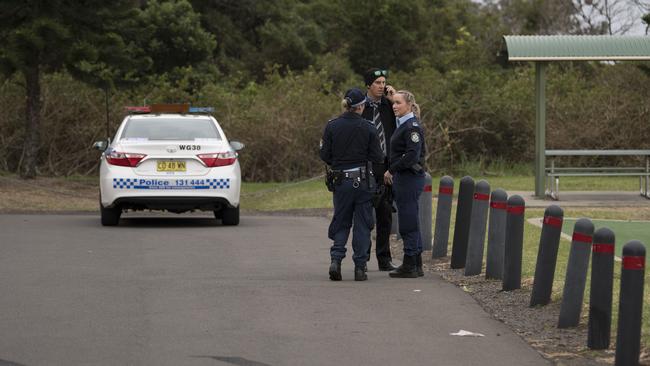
[0,214,548,366]
[511,190,649,208]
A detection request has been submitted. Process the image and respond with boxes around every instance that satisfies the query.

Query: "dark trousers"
[368,185,393,262]
[328,178,374,266]
[393,171,424,257]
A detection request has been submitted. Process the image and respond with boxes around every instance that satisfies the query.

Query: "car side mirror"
[93,140,108,151]
[230,141,245,151]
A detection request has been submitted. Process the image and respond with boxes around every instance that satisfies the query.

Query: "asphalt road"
[0,214,549,366]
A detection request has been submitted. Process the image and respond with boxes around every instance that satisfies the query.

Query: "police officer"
[320,88,384,281]
[362,68,399,271]
[383,90,426,278]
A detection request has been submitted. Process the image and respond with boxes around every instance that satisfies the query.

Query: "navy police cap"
[344,88,366,108]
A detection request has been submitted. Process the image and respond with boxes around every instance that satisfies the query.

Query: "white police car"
[93,104,243,226]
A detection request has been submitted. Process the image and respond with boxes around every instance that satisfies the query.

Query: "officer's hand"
[385,85,396,102]
[384,171,393,185]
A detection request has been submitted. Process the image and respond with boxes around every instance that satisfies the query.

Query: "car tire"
[221,206,240,226]
[100,202,122,226]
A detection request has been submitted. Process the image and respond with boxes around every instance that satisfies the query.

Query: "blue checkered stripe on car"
[112,178,230,189]
[113,178,137,189]
[207,179,230,189]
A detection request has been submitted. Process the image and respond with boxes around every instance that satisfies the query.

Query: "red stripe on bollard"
[543,215,563,228]
[593,243,615,254]
[473,193,489,200]
[507,205,525,215]
[490,201,507,210]
[439,186,453,195]
[424,185,432,192]
[623,256,645,270]
[572,232,593,243]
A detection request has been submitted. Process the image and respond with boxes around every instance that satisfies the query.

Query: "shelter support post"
[535,62,547,198]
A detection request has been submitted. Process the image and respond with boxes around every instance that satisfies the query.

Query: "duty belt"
[333,167,367,178]
[341,169,364,179]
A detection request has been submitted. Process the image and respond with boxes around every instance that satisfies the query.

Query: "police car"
[93,104,243,226]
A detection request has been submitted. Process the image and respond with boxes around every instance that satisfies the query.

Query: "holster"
[410,163,424,174]
[325,168,338,192]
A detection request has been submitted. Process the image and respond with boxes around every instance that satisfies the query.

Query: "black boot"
[378,259,398,271]
[389,255,418,278]
[416,254,424,277]
[329,259,342,281]
[355,266,368,281]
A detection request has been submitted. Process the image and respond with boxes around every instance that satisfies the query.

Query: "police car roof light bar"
[150,103,190,114]
[125,106,151,114]
[188,106,215,113]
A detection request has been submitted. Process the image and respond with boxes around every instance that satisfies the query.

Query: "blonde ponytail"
[411,102,420,120]
[340,98,349,112]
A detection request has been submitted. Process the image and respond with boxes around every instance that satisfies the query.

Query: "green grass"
[563,218,650,259]
[241,175,643,211]
[241,179,331,211]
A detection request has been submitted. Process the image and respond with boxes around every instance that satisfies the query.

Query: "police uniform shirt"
[388,112,426,174]
[320,112,384,170]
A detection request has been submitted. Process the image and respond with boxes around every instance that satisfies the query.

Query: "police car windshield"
[120,118,221,141]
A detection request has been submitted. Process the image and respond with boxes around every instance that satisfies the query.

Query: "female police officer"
[320,88,384,281]
[383,90,426,278]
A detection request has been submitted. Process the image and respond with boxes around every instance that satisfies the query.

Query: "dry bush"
[1,62,649,181]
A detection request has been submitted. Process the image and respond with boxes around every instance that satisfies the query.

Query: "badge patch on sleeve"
[410,132,420,143]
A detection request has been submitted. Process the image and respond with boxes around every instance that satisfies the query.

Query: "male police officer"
[320,88,384,281]
[362,68,398,271]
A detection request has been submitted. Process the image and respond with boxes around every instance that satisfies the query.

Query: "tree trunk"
[21,66,41,179]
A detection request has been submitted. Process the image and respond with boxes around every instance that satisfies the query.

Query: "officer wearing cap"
[383,90,426,278]
[362,68,398,271]
[320,88,384,281]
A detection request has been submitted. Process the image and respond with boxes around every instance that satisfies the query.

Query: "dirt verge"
[414,247,650,365]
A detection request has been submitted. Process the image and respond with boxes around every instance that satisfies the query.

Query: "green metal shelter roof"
[503,35,650,61]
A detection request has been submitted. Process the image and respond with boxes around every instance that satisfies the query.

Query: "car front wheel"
[220,206,239,226]
[100,202,122,226]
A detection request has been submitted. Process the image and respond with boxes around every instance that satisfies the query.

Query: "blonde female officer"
[383,90,426,278]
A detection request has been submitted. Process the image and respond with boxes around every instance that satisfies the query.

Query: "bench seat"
[545,150,650,200]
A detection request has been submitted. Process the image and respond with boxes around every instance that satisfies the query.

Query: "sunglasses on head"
[373,70,388,77]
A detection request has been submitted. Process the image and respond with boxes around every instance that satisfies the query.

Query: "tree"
[572,0,650,35]
[0,0,215,178]
[136,0,215,76]
[0,1,139,177]
[483,0,582,35]
[191,0,324,80]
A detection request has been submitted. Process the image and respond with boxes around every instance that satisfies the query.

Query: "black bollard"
[588,227,615,350]
[615,240,645,366]
[558,218,594,328]
[530,205,564,306]
[432,176,454,258]
[502,195,525,291]
[450,176,475,269]
[486,189,508,280]
[465,180,491,276]
[419,173,433,251]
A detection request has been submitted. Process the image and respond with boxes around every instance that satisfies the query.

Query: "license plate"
[157,161,186,172]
